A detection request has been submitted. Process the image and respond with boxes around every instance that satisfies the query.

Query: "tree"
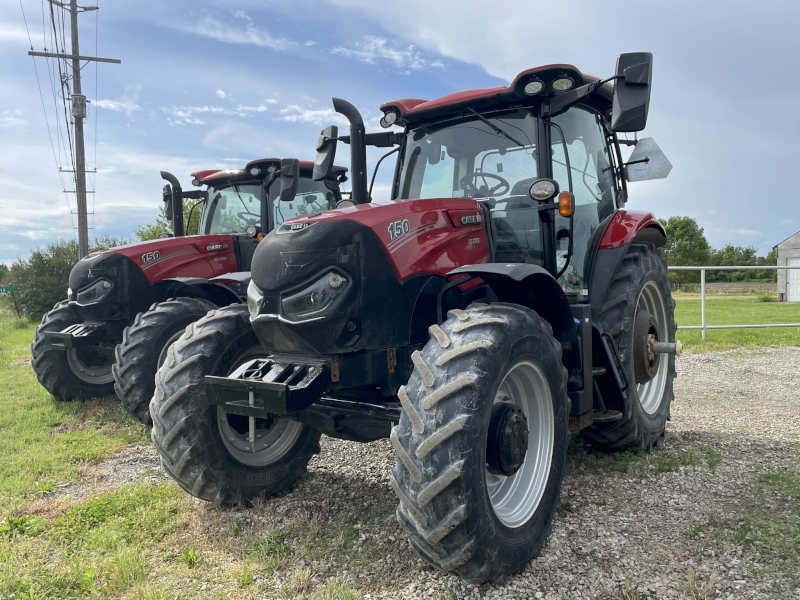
[134,199,202,241]
[0,263,8,284]
[7,236,126,320]
[661,216,711,288]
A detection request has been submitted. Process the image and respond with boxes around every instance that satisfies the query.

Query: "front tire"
[150,304,321,505]
[582,243,677,451]
[113,297,218,425]
[31,300,116,401]
[392,303,570,583]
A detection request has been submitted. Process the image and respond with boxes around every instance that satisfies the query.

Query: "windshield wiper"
[466,107,527,148]
[226,180,252,213]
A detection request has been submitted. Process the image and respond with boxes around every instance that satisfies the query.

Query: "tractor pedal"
[592,367,607,377]
[592,409,622,423]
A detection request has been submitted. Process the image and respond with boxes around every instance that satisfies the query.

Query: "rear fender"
[152,278,243,308]
[446,264,581,377]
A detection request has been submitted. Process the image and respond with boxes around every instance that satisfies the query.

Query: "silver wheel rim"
[157,330,185,370]
[636,281,669,414]
[216,353,303,467]
[486,360,554,528]
[67,347,114,384]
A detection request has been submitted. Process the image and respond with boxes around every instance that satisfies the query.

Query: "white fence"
[667,265,800,340]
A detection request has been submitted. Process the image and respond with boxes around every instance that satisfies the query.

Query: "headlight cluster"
[281,270,349,322]
[75,279,113,306]
[247,280,264,321]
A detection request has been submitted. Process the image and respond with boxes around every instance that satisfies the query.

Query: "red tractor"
[152,53,678,582]
[31,158,348,425]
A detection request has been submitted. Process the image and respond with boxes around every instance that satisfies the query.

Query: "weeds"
[178,547,199,568]
[237,565,254,588]
[700,445,723,472]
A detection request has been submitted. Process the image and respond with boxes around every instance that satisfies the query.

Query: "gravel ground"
[86,348,800,599]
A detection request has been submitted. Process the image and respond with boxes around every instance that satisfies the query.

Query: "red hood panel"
[288,199,491,280]
[93,235,238,283]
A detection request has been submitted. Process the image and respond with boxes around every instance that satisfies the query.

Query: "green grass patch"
[0,307,149,513]
[674,295,800,352]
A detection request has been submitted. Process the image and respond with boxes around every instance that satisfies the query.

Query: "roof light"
[249,166,261,177]
[552,77,575,92]
[380,110,398,129]
[524,80,544,96]
[267,166,277,174]
[191,177,201,186]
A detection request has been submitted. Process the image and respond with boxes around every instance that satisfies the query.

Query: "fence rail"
[667,265,800,340]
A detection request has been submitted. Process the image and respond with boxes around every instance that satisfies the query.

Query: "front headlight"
[247,280,264,320]
[75,279,113,306]
[281,270,350,322]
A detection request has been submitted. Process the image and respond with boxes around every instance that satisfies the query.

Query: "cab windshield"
[267,178,338,226]
[201,184,262,235]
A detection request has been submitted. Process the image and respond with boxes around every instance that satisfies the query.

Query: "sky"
[1,0,799,265]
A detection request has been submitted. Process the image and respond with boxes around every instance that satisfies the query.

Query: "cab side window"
[551,107,617,292]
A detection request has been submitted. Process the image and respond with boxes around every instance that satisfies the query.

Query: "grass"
[674,293,800,352]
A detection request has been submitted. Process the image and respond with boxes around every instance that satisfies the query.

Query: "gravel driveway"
[284,348,800,600]
[85,348,800,599]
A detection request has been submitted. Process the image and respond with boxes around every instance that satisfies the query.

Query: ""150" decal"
[388,219,411,240]
[141,250,160,264]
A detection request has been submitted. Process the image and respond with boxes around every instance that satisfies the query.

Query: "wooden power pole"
[28,0,120,258]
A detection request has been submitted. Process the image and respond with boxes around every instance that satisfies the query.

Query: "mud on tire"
[113,297,218,425]
[150,304,321,505]
[31,300,115,401]
[391,303,570,583]
[582,243,677,451]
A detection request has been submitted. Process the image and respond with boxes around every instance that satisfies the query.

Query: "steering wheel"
[459,172,510,198]
[236,210,260,225]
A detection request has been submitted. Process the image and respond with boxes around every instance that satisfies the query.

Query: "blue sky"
[1,0,798,265]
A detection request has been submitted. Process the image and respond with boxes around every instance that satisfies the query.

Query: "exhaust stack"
[332,98,368,205]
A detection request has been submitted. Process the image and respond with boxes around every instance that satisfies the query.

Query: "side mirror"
[312,125,338,181]
[162,184,173,220]
[280,158,300,203]
[611,52,653,133]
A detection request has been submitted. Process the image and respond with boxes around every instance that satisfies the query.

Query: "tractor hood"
[247,198,490,356]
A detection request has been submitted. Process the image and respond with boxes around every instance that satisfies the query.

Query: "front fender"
[153,278,243,307]
[446,263,581,376]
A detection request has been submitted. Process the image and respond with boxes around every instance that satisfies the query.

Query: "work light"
[524,80,544,95]
[552,77,575,91]
[380,111,398,129]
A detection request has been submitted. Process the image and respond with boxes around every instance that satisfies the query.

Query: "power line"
[20,0,75,229]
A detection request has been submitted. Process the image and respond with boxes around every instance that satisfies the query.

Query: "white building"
[775,231,800,301]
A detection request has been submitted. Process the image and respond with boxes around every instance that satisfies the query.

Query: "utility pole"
[28,1,120,258]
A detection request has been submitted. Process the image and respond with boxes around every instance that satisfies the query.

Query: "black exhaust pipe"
[332,98,368,205]
[160,171,185,237]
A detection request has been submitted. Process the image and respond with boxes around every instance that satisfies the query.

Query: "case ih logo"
[461,214,482,225]
[288,223,309,231]
[206,243,229,251]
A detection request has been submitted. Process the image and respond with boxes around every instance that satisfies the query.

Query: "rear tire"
[31,300,115,401]
[113,297,218,425]
[582,243,676,451]
[392,303,570,583]
[150,304,321,505]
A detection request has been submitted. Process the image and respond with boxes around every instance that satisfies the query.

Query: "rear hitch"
[204,358,328,418]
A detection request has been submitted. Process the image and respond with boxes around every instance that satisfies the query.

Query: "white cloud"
[304,40,316,47]
[181,16,293,51]
[216,89,227,99]
[279,105,348,127]
[168,104,268,119]
[232,10,252,23]
[93,86,142,116]
[0,24,29,44]
[264,98,279,104]
[332,36,445,71]
[0,110,25,128]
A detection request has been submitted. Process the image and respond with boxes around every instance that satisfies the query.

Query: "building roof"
[774,230,800,250]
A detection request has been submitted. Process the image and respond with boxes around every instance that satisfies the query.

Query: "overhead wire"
[21,0,75,229]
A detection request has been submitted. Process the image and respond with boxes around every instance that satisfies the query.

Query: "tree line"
[661,216,776,288]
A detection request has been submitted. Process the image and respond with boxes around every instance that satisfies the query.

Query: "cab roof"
[380,63,614,126]
[192,158,347,186]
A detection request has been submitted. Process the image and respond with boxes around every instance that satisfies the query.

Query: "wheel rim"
[157,330,185,370]
[216,352,303,467]
[636,281,669,414]
[486,360,554,528]
[67,347,114,384]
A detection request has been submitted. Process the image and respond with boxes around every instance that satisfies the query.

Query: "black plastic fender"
[446,263,581,376]
[152,277,244,307]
